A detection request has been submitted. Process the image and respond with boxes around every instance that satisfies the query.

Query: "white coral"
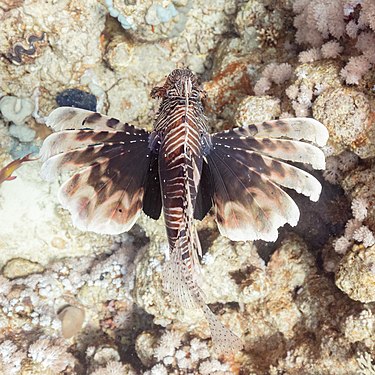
[28,338,75,372]
[334,236,351,255]
[351,198,368,221]
[293,0,375,84]
[353,226,375,248]
[0,276,12,295]
[345,219,362,239]
[91,361,130,375]
[321,41,343,58]
[190,338,210,362]
[150,363,168,375]
[154,330,182,362]
[270,63,293,85]
[340,55,371,85]
[298,48,321,63]
[199,359,230,375]
[254,63,293,96]
[254,77,271,96]
[0,341,26,375]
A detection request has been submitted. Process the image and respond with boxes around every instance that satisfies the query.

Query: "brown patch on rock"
[203,58,253,118]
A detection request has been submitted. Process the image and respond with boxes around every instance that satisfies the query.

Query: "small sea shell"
[58,305,85,339]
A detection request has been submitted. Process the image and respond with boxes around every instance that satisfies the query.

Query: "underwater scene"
[0,0,375,374]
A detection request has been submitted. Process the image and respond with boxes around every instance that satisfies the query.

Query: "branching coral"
[357,351,375,375]
[154,330,183,362]
[334,197,374,255]
[293,0,375,84]
[0,337,75,374]
[91,360,136,375]
[139,329,232,374]
[323,151,359,185]
[0,340,25,375]
[254,63,293,95]
[28,337,75,372]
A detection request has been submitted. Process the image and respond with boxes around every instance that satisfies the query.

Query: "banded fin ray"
[216,148,322,202]
[213,136,326,170]
[206,117,328,242]
[41,142,147,181]
[57,149,147,234]
[207,146,300,242]
[46,106,135,131]
[40,128,148,161]
[229,117,329,147]
[40,108,159,233]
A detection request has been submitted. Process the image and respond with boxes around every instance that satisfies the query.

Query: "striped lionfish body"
[40,68,329,355]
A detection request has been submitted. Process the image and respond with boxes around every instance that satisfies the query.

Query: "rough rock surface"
[313,87,375,158]
[336,244,375,303]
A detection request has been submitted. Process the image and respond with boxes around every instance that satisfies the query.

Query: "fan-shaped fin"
[57,155,145,234]
[41,108,161,234]
[40,128,148,161]
[207,147,300,242]
[213,136,326,170]
[46,107,134,131]
[231,117,329,147]
[206,117,328,242]
[217,148,322,202]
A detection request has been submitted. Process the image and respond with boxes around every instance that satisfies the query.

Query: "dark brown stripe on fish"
[107,118,120,128]
[83,113,101,126]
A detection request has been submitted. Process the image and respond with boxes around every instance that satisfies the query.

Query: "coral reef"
[1,0,375,374]
[104,0,192,42]
[0,96,34,126]
[293,0,375,85]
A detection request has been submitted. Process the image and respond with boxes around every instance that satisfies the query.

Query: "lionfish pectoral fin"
[206,117,328,242]
[194,160,213,220]
[234,117,329,147]
[40,107,154,234]
[142,152,162,220]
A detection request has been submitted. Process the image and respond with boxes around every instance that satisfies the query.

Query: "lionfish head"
[151,68,205,100]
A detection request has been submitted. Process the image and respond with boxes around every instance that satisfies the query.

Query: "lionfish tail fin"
[203,305,243,355]
[162,246,199,309]
[163,241,242,355]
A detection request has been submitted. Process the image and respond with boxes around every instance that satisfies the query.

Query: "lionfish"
[40,68,328,354]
